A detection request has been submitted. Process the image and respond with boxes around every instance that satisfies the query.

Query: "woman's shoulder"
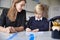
[3,8,9,13]
[1,8,9,16]
[3,8,9,11]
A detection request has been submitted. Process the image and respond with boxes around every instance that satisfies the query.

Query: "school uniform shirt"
[35,17,42,21]
[0,8,26,28]
[27,16,49,31]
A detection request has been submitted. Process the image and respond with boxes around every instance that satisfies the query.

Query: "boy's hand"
[32,29,39,32]
[26,28,31,32]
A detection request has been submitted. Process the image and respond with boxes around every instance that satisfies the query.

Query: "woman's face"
[16,1,25,12]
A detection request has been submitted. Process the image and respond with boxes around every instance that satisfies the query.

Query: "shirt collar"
[35,17,43,21]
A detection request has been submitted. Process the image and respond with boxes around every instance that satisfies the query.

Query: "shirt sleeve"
[17,10,26,29]
[21,10,26,27]
[27,17,32,28]
[0,8,7,27]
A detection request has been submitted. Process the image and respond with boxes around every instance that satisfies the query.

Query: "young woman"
[0,0,26,33]
[26,3,49,32]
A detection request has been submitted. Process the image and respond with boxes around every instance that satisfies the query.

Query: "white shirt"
[35,17,43,21]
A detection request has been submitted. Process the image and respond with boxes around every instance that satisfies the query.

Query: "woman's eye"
[20,4,24,7]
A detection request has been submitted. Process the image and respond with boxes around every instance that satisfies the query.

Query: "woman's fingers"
[10,27,17,33]
[6,27,16,33]
[5,28,10,33]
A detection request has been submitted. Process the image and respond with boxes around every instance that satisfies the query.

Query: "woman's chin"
[18,10,22,12]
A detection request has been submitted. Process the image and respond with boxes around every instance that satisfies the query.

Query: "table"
[0,31,60,40]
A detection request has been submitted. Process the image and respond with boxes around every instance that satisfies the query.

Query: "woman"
[0,0,26,33]
[26,3,49,32]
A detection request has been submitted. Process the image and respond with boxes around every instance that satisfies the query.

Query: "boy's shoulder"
[29,16,35,20]
[30,16,35,18]
[42,17,49,22]
[43,17,48,20]
[43,17,47,20]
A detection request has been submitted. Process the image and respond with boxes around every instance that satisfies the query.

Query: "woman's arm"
[8,26,24,33]
[0,26,5,32]
[0,26,10,33]
[14,26,24,32]
[21,10,26,29]
[0,8,9,32]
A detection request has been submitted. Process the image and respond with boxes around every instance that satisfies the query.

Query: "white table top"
[0,31,60,40]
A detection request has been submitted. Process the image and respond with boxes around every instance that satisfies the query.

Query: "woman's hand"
[0,26,11,33]
[10,27,17,33]
[32,29,39,32]
[6,27,17,33]
[5,27,11,33]
[26,28,31,32]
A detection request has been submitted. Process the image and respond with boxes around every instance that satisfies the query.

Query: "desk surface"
[0,31,60,40]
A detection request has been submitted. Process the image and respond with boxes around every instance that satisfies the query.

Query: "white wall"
[39,0,60,19]
[0,0,11,8]
[0,9,3,15]
[24,0,38,20]
[48,5,60,19]
[48,0,60,19]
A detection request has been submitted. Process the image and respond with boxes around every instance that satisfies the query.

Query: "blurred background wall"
[0,0,60,20]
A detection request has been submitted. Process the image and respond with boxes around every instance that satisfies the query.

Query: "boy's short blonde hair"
[35,3,44,13]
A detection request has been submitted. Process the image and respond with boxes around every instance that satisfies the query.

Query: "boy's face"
[35,8,43,18]
[35,13,42,19]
